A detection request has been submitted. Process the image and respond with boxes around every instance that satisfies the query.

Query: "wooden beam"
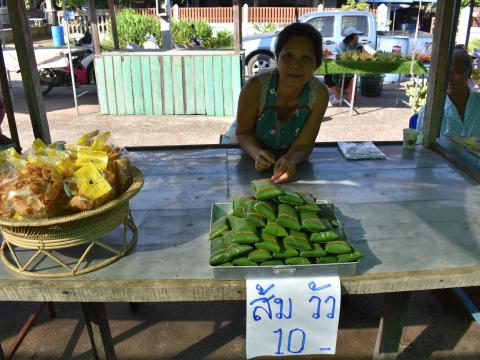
[6,0,50,144]
[373,292,411,359]
[233,0,242,54]
[107,0,119,50]
[81,302,117,360]
[465,0,475,49]
[422,0,460,147]
[88,0,101,54]
[0,40,21,152]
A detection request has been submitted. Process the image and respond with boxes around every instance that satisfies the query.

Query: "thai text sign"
[246,276,341,358]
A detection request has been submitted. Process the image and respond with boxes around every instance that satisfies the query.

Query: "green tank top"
[254,70,320,152]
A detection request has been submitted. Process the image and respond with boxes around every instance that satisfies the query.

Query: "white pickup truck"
[243,10,377,75]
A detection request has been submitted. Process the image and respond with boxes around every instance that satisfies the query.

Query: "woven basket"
[0,166,144,277]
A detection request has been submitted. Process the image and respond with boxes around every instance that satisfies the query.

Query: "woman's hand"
[255,150,276,171]
[271,156,296,183]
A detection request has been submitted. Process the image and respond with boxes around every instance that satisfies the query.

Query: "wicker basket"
[0,167,144,277]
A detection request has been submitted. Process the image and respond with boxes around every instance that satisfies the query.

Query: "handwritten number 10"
[273,328,306,354]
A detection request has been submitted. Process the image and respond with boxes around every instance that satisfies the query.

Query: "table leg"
[395,74,401,106]
[349,74,357,117]
[373,292,411,360]
[81,302,117,360]
[340,74,345,104]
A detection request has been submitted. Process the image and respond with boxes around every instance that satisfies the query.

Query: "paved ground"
[1,72,480,359]
[2,72,411,148]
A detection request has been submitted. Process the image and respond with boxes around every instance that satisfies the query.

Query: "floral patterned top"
[254,69,323,152]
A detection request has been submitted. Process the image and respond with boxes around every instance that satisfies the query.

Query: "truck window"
[341,16,369,36]
[306,16,334,38]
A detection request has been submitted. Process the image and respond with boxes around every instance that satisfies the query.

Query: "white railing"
[57,10,110,40]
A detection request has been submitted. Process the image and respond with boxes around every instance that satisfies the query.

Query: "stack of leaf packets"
[209,179,364,267]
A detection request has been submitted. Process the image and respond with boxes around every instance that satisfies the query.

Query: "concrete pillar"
[456,7,470,46]
[45,0,58,25]
[172,4,179,20]
[242,4,248,23]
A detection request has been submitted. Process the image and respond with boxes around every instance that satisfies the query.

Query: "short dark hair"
[452,49,472,73]
[274,22,323,68]
[343,34,356,44]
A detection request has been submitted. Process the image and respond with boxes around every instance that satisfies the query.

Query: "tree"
[461,0,479,8]
[341,0,370,12]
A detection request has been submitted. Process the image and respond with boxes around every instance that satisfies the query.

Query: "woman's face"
[277,35,317,88]
[448,57,470,93]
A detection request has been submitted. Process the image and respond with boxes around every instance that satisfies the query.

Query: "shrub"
[172,19,233,48]
[252,23,277,33]
[468,37,480,53]
[211,29,234,48]
[114,8,161,48]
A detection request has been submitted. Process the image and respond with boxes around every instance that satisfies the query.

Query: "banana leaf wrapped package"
[277,204,302,231]
[251,179,283,200]
[254,200,277,221]
[245,200,266,227]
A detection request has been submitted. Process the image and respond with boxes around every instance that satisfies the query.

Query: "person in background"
[416,49,480,136]
[0,96,12,147]
[324,26,364,105]
[233,22,329,183]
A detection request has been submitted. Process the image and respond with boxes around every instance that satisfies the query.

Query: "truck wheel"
[247,53,275,76]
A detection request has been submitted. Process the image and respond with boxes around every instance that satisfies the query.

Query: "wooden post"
[233,0,242,54]
[373,292,411,359]
[81,302,117,360]
[88,0,101,55]
[464,0,475,49]
[0,40,21,152]
[6,0,50,144]
[421,0,460,147]
[107,0,119,50]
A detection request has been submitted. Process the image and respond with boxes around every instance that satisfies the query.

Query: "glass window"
[306,16,334,38]
[341,16,369,36]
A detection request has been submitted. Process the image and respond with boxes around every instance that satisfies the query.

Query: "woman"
[324,27,364,104]
[234,22,329,184]
[416,49,480,136]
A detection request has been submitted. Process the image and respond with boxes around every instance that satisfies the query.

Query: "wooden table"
[1,144,480,360]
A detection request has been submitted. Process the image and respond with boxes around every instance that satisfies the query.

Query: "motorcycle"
[38,30,95,95]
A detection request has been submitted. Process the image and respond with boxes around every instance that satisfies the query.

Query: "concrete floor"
[1,71,479,359]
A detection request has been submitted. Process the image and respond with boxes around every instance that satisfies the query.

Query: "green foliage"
[461,0,479,8]
[212,29,234,48]
[171,19,233,48]
[25,0,32,10]
[341,0,370,11]
[406,77,428,113]
[55,0,85,9]
[252,23,277,33]
[468,37,480,53]
[114,8,161,48]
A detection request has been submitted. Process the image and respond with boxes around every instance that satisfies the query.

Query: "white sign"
[246,276,341,359]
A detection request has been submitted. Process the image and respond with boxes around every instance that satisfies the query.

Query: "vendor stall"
[1,144,480,359]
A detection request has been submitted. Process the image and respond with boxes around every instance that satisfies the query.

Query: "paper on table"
[337,141,386,160]
[246,276,341,359]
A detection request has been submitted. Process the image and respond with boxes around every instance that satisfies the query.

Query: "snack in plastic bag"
[9,163,64,219]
